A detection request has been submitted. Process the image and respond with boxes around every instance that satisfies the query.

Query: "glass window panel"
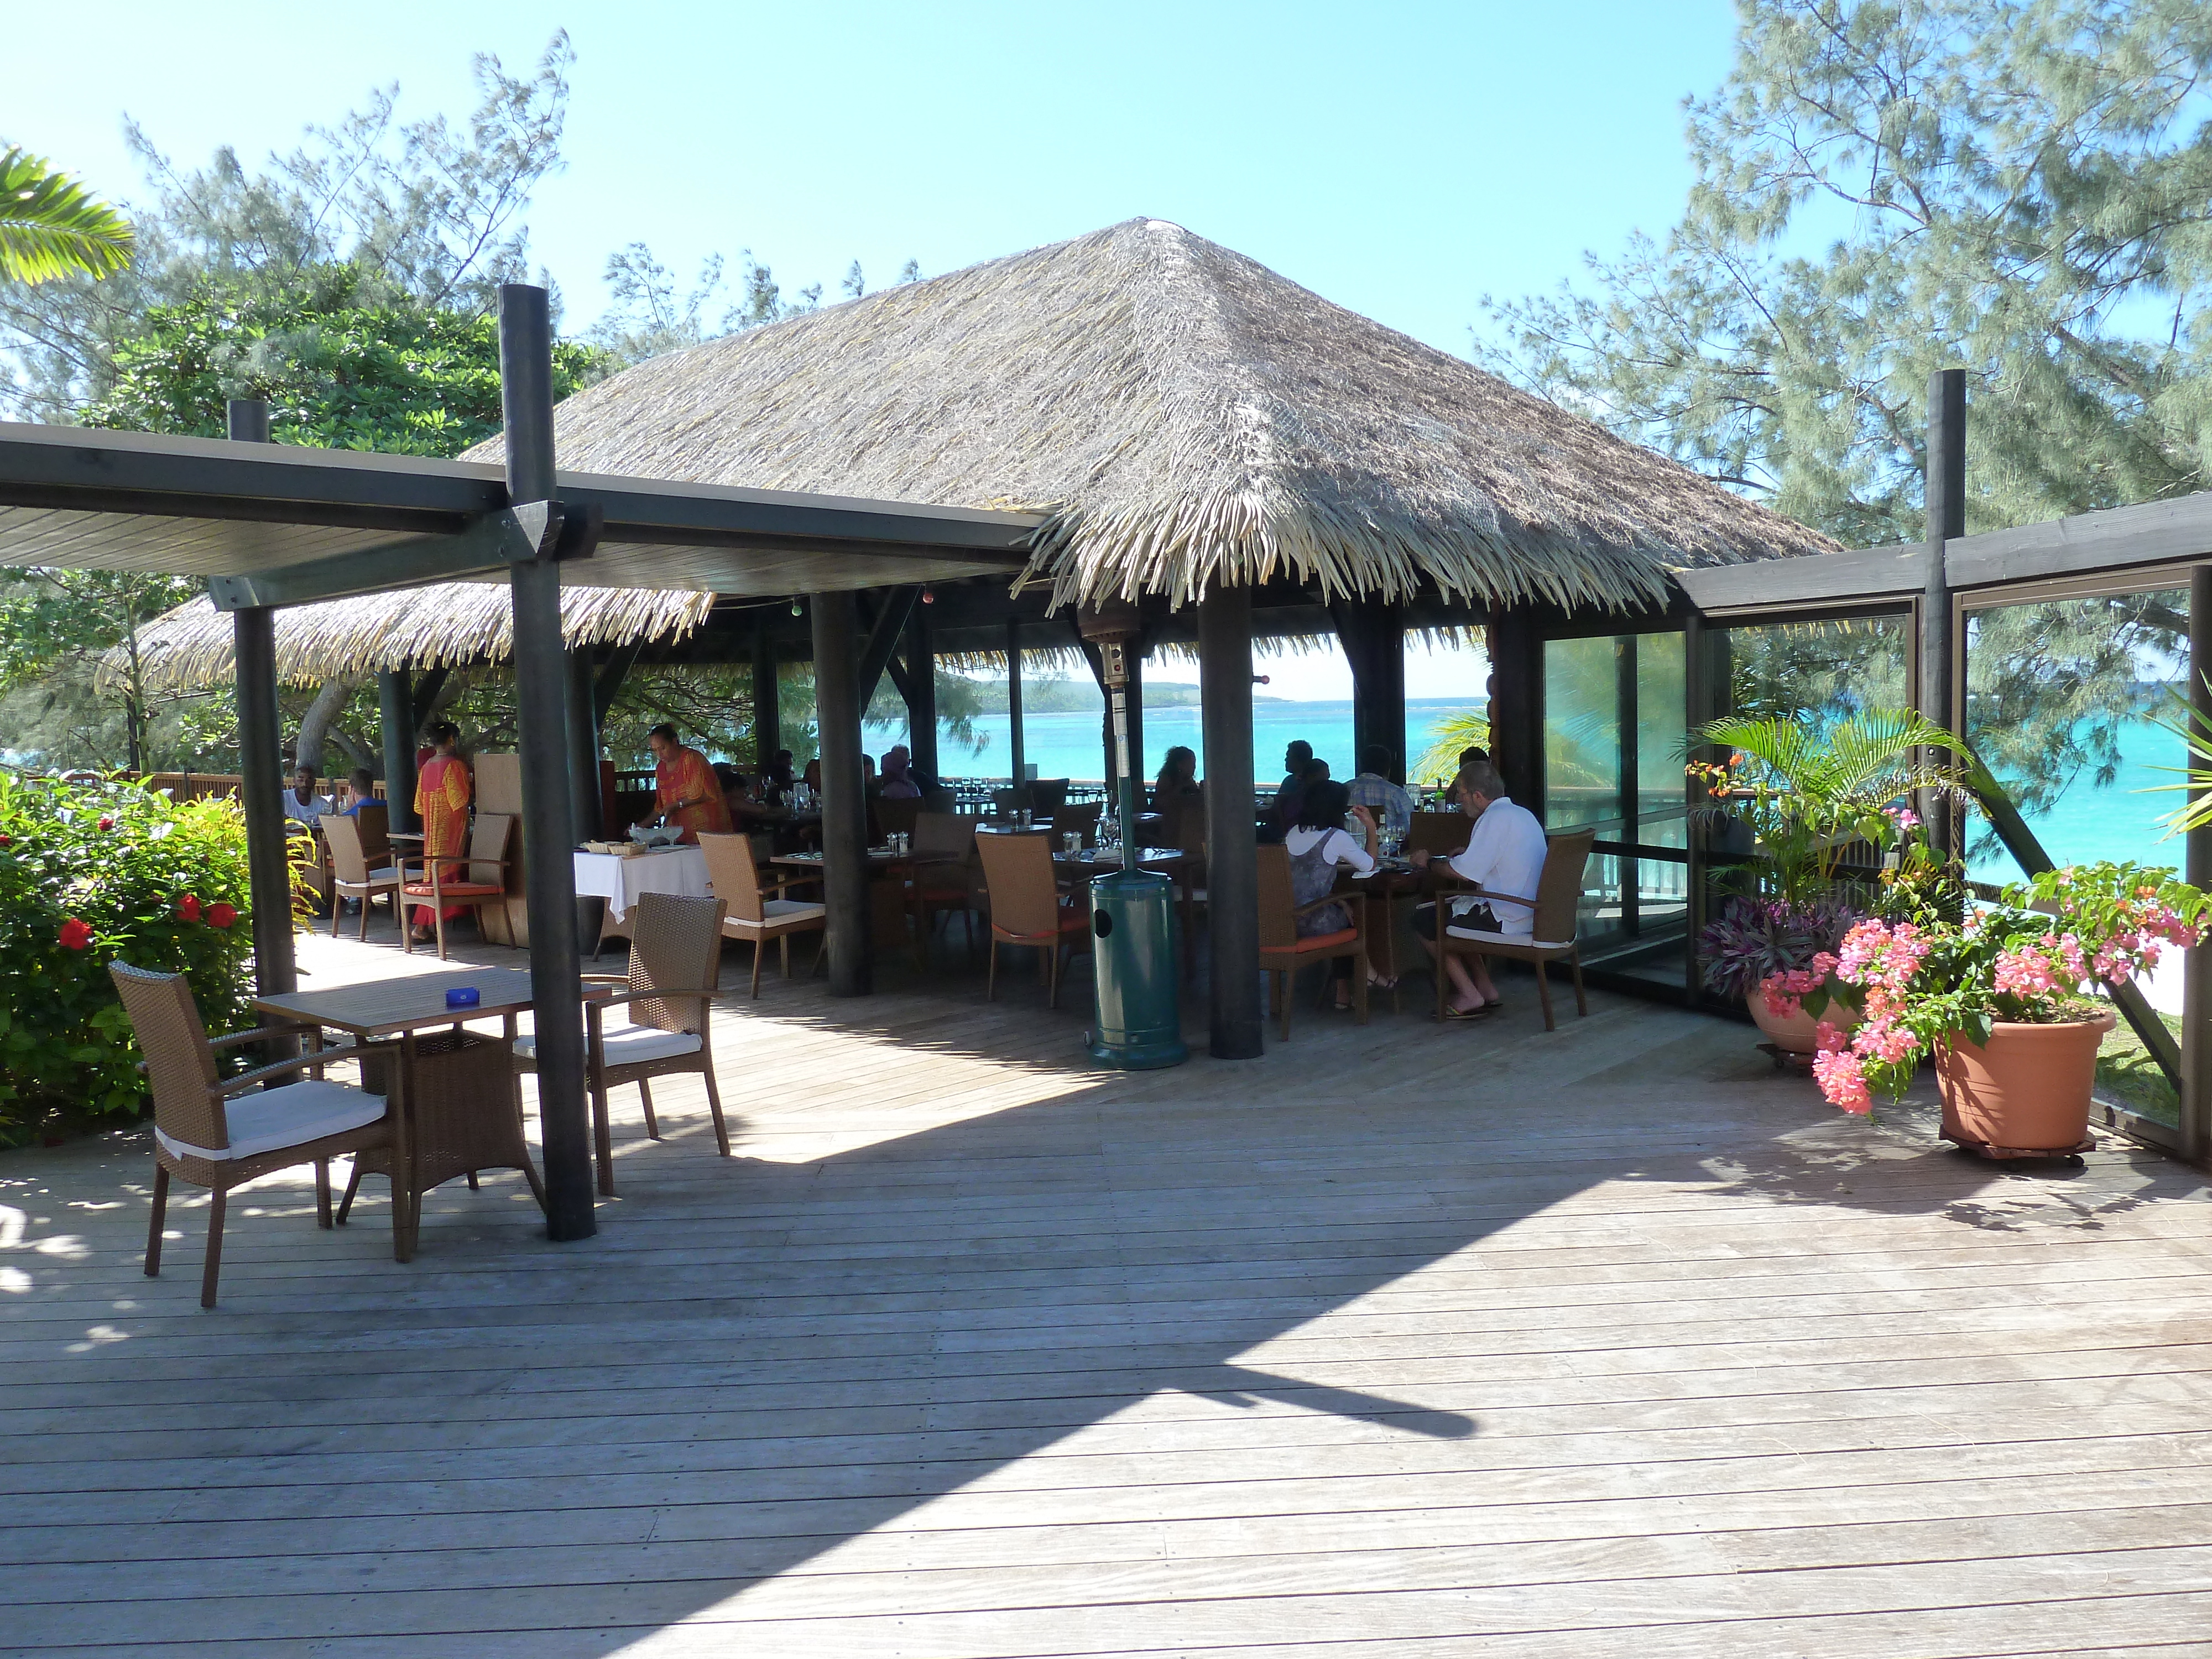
[1636,632,1687,846]
[1724,617,1911,729]
[1545,636,1622,831]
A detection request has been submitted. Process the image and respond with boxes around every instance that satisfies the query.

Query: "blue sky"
[13,1,1743,695]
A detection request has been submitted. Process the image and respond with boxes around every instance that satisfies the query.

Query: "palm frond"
[1697,708,1966,803]
[0,147,134,284]
[2138,676,2212,839]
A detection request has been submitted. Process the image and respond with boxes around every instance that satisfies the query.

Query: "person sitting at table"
[714,763,785,830]
[1347,745,1414,841]
[1408,757,1545,1019]
[282,764,333,830]
[647,723,733,843]
[1271,740,1314,824]
[1150,745,1202,843]
[801,757,822,796]
[879,745,923,800]
[764,749,796,802]
[1286,780,1380,1010]
[334,767,379,817]
[409,722,472,946]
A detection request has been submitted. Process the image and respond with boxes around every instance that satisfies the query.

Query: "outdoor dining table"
[1339,857,1426,1006]
[572,843,712,922]
[1057,847,1198,976]
[252,966,543,1260]
[771,848,918,955]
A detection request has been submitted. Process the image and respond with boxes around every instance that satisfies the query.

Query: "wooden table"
[771,849,918,956]
[1339,859,1425,1008]
[254,967,543,1258]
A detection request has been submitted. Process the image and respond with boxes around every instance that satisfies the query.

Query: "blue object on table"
[444,986,481,1009]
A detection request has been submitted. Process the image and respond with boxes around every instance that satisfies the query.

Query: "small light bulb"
[921,587,935,604]
[790,598,802,617]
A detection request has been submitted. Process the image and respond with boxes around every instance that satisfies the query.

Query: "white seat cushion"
[514,1025,702,1067]
[338,868,401,889]
[1444,924,1573,949]
[760,899,825,921]
[157,1078,387,1163]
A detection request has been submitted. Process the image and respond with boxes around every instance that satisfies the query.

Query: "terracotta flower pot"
[1935,1009,2116,1158]
[1745,992,1859,1055]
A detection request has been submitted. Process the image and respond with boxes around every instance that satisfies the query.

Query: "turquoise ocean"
[872,698,2190,878]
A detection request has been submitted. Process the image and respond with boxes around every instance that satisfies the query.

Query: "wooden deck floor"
[7,926,2212,1656]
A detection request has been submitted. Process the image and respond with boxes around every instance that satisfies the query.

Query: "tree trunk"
[293,678,360,775]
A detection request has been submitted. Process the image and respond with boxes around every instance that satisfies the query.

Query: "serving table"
[253,966,544,1259]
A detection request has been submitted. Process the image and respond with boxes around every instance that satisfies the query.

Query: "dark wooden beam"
[225,400,294,1000]
[1199,584,1262,1060]
[592,639,642,726]
[2185,564,2211,1164]
[377,670,417,833]
[499,284,593,1243]
[1329,598,1407,783]
[205,502,566,611]
[813,589,872,996]
[905,597,938,781]
[1924,367,1966,858]
[1485,610,1544,816]
[752,626,780,769]
[1006,614,1026,785]
[856,585,920,709]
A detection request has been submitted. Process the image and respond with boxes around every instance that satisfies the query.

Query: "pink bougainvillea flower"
[176,894,202,923]
[1812,1047,1873,1114]
[204,902,237,930]
[1814,1020,1846,1053]
[58,917,93,951]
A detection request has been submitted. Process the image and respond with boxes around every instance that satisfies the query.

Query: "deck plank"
[6,926,2211,1656]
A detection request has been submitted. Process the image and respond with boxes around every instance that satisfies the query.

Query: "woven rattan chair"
[1256,843,1368,1039]
[1428,829,1594,1031]
[515,891,731,1197]
[1406,811,1470,858]
[697,831,826,996]
[910,811,982,957]
[400,811,515,959]
[875,795,923,842]
[975,831,1091,1007]
[990,786,1032,823]
[322,812,403,941]
[109,962,397,1307]
[1050,802,1103,849]
[1027,778,1071,812]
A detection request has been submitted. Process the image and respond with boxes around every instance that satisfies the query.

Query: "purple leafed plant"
[1697,895,1861,1002]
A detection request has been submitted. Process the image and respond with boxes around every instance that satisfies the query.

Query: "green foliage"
[1692,707,1967,901]
[2142,670,2212,838]
[78,284,601,457]
[1481,0,2212,546]
[0,773,254,1146]
[1412,709,1491,785]
[0,147,134,284]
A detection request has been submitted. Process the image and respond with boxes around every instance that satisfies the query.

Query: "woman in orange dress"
[409,722,473,943]
[648,723,733,843]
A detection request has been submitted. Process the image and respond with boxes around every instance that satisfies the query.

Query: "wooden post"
[1923,367,1966,855]
[1486,611,1545,818]
[749,625,779,769]
[499,284,593,1243]
[2185,565,2211,1164]
[565,647,601,843]
[905,598,938,781]
[1199,583,1262,1058]
[377,671,418,833]
[1331,598,1407,782]
[1681,611,1725,1005]
[226,399,294,1000]
[1005,615,1026,786]
[1125,648,1146,807]
[813,589,872,996]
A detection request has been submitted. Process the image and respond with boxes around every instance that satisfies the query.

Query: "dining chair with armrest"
[321,811,403,941]
[974,830,1091,1008]
[1255,843,1368,1040]
[514,890,731,1197]
[697,832,826,997]
[399,811,515,959]
[1428,830,1595,1031]
[109,962,399,1307]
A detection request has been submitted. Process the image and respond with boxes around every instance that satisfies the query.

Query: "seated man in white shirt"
[281,764,335,830]
[1407,757,1547,1017]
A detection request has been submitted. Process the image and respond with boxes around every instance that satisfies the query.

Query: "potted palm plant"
[1811,860,2206,1154]
[1691,709,1965,1052]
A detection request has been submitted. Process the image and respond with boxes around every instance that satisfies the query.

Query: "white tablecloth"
[572,846,711,922]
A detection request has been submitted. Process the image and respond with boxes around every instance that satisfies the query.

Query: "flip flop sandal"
[1438,1002,1495,1022]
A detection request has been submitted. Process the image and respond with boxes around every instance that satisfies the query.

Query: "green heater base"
[1084,868,1189,1070]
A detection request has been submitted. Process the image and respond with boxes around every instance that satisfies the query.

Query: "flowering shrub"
[1810,861,2206,1115]
[1696,894,1860,1002]
[0,772,254,1146]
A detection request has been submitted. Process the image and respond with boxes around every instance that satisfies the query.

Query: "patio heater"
[1078,602,1187,1068]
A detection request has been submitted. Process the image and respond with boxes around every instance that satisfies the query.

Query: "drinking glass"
[1062,832,1081,857]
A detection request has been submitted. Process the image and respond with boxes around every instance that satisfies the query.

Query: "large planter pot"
[1745,992,1859,1055]
[1935,1009,2116,1158]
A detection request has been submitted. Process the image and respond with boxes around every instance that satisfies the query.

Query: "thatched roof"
[494,218,1837,612]
[107,583,713,693]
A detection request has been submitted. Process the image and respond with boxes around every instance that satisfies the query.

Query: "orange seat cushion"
[402,882,504,899]
[1265,927,1359,955]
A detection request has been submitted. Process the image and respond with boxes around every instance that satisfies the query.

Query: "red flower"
[0,834,12,847]
[205,902,237,930]
[97,815,114,831]
[176,894,202,923]
[58,917,93,951]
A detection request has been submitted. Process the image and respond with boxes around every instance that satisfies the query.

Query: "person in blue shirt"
[1346,745,1413,839]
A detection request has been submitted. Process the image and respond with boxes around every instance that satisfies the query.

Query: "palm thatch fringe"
[494,218,1835,614]
[103,583,714,693]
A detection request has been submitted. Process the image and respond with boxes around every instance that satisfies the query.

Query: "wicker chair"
[697,832,826,997]
[1027,778,1071,812]
[875,795,924,842]
[399,811,515,959]
[910,811,982,957]
[515,890,731,1197]
[1050,802,1103,849]
[108,962,397,1307]
[975,830,1091,1008]
[1406,811,1470,858]
[1428,829,1595,1031]
[322,812,402,940]
[1256,843,1368,1040]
